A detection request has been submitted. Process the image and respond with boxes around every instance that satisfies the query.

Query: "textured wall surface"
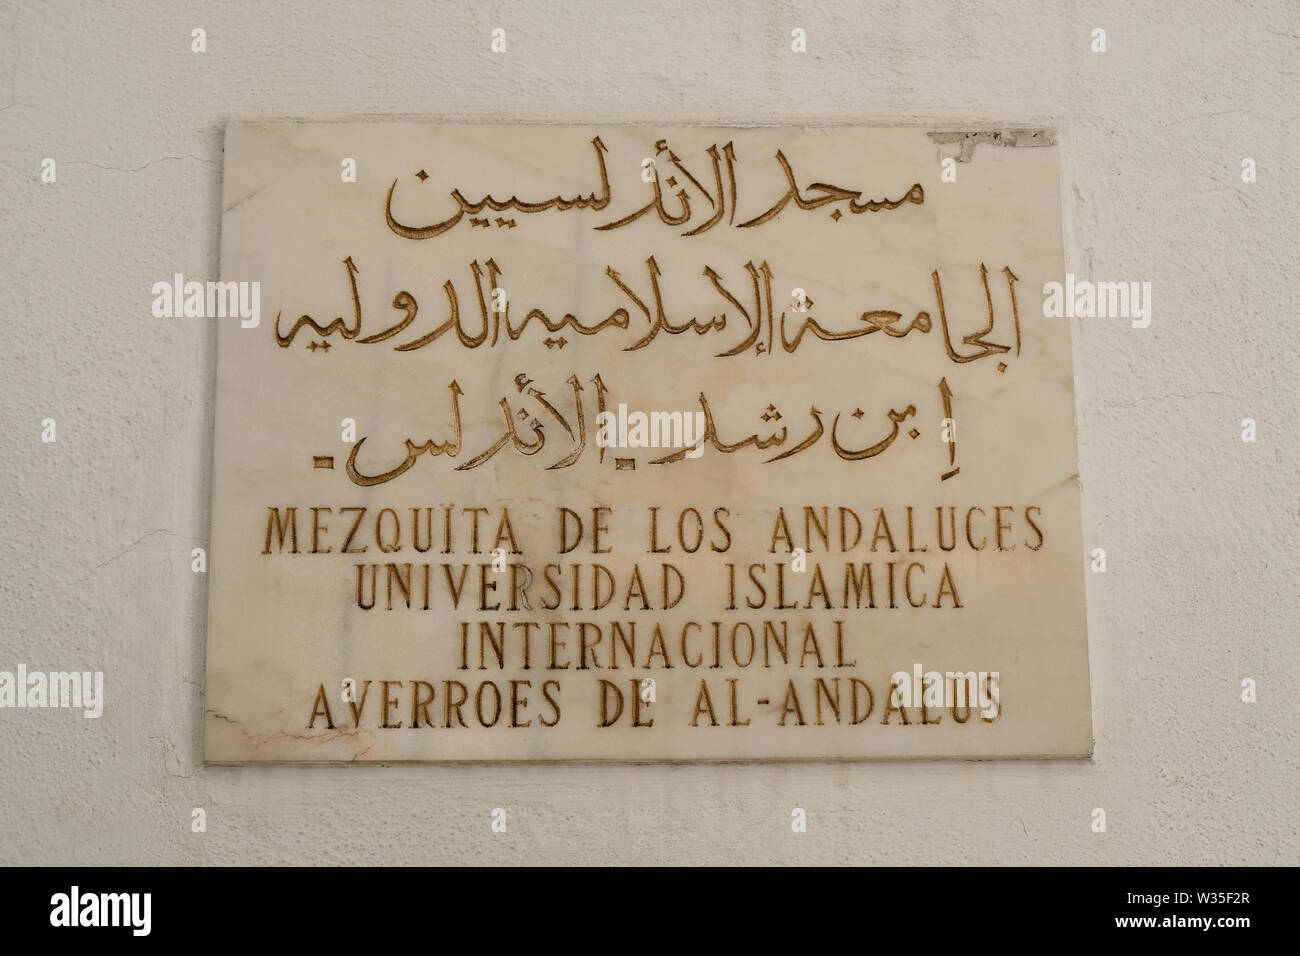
[0,0,1295,865]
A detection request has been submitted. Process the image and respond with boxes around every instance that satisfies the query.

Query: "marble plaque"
[205,123,1092,762]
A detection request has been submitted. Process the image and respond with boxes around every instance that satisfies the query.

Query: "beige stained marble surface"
[205,123,1091,761]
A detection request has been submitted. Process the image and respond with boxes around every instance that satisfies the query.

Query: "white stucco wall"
[1,0,1295,865]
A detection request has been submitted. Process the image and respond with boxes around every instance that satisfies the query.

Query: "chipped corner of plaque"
[927,127,1057,163]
